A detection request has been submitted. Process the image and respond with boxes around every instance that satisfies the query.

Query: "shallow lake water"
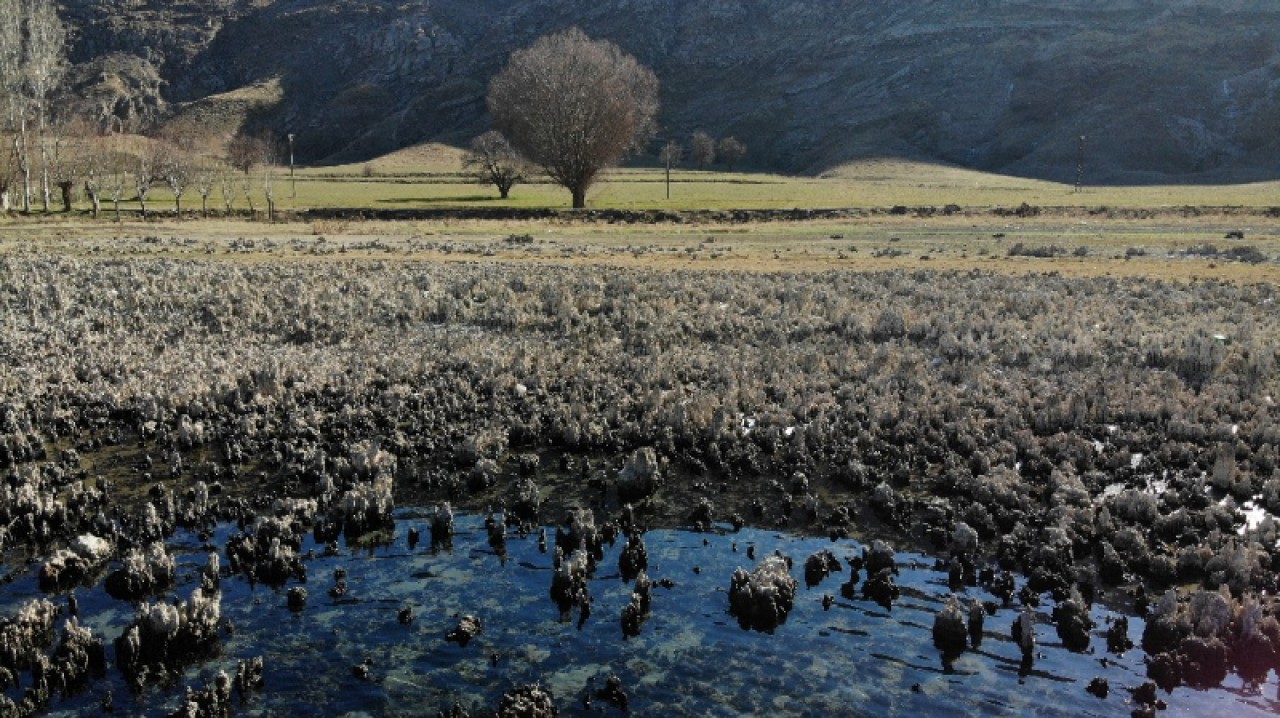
[6,510,1278,717]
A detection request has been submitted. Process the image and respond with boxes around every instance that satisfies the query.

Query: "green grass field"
[3,142,1278,283]
[80,142,1277,213]
[288,156,1280,211]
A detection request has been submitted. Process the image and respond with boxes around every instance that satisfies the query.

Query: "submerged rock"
[594,674,628,713]
[431,503,455,549]
[618,533,648,582]
[116,588,222,687]
[1013,606,1036,676]
[446,615,483,647]
[803,549,842,588]
[863,568,900,611]
[39,534,113,592]
[864,540,897,576]
[105,542,176,600]
[556,508,603,565]
[967,599,986,649]
[498,682,557,718]
[621,592,645,639]
[550,550,591,623]
[1052,588,1094,652]
[1106,615,1133,655]
[933,595,968,669]
[728,555,797,633]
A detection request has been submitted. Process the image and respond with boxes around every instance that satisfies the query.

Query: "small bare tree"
[0,131,18,211]
[463,130,524,199]
[82,146,105,219]
[226,131,264,176]
[488,28,659,209]
[717,136,746,171]
[192,156,218,217]
[158,142,192,215]
[257,135,282,222]
[46,128,77,211]
[690,131,715,170]
[106,150,127,222]
[132,145,159,217]
[218,167,236,213]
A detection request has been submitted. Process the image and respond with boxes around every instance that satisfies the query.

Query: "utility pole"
[665,149,671,200]
[1075,135,1086,193]
[659,139,680,201]
[288,133,296,199]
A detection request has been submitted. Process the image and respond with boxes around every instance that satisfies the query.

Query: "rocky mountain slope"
[60,0,1280,182]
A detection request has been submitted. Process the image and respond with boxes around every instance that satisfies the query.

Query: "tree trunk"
[201,195,208,218]
[174,196,181,215]
[0,189,8,211]
[89,192,100,219]
[58,181,71,212]
[40,153,50,212]
[571,186,586,209]
[17,127,30,213]
[499,187,510,199]
[113,198,120,222]
[139,199,147,218]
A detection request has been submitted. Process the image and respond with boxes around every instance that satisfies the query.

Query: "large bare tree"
[463,130,524,200]
[487,28,658,209]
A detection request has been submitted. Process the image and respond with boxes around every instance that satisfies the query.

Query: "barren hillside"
[60,0,1280,182]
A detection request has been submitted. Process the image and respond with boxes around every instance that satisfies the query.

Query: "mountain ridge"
[59,0,1280,183]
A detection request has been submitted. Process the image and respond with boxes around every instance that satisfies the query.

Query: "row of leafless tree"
[8,125,286,220]
[0,0,66,213]
[0,1,288,220]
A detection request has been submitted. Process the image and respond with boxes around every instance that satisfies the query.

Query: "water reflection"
[6,511,1278,716]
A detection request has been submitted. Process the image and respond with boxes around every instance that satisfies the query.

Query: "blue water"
[6,511,1276,716]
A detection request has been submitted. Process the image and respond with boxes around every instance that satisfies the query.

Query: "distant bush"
[1222,246,1267,264]
[1183,244,1219,258]
[1007,243,1066,258]
[1182,243,1266,264]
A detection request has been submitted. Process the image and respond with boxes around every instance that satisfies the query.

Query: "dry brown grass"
[1,212,1276,285]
